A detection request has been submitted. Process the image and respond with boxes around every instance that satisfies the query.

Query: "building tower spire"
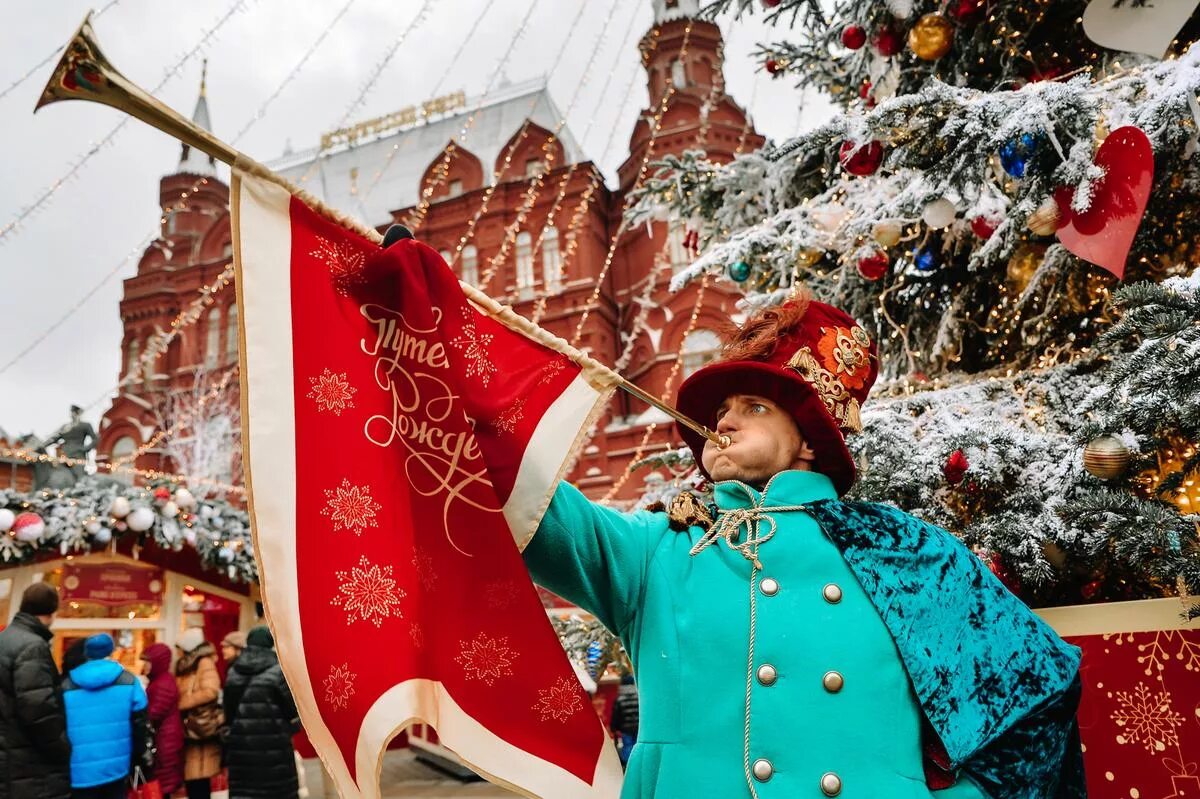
[652,0,701,22]
[178,59,215,175]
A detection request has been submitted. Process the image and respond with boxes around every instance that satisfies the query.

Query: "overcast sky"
[0,0,834,440]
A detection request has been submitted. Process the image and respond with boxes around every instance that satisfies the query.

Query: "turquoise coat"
[523,471,1083,799]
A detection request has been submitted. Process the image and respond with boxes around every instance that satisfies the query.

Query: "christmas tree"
[622,0,1200,615]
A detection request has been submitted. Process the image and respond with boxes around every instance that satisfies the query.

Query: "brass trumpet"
[36,12,242,166]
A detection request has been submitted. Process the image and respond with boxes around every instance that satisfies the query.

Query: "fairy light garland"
[0,446,245,497]
[570,20,696,347]
[0,0,250,244]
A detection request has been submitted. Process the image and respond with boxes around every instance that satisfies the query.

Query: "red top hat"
[675,297,879,495]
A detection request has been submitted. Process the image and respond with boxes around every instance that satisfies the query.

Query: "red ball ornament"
[838,140,884,176]
[841,25,867,50]
[153,486,171,501]
[765,58,783,75]
[1081,579,1103,600]
[872,26,903,56]
[943,449,970,485]
[987,553,1022,595]
[856,249,890,281]
[970,215,998,239]
[761,0,782,6]
[950,0,987,24]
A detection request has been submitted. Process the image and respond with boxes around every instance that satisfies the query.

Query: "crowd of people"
[0,582,305,799]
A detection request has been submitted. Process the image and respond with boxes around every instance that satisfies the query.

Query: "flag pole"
[35,13,730,451]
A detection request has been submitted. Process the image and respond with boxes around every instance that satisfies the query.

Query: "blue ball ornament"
[914,247,939,272]
[217,546,235,564]
[728,260,752,282]
[999,132,1039,179]
[586,640,603,677]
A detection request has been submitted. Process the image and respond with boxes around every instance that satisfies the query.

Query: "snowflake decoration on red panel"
[412,549,438,592]
[536,357,568,386]
[323,662,356,711]
[449,309,496,386]
[484,579,519,610]
[1111,683,1185,753]
[331,556,405,627]
[493,398,526,435]
[410,622,425,649]
[321,479,382,535]
[455,632,517,686]
[532,676,585,723]
[307,368,357,416]
[311,235,368,297]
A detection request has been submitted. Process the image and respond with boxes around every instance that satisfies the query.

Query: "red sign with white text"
[62,564,164,606]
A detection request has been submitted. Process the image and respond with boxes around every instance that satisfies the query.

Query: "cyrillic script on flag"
[232,167,623,799]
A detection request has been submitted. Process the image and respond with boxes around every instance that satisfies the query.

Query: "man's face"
[700,394,815,486]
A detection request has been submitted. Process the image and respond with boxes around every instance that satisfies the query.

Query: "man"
[62,633,149,799]
[609,674,640,769]
[523,298,1083,798]
[0,583,72,799]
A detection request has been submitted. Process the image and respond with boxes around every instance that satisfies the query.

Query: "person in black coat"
[223,625,300,799]
[0,583,72,799]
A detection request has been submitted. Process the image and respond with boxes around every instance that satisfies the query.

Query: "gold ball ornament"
[796,247,824,268]
[908,13,954,61]
[1006,243,1045,294]
[872,220,903,247]
[1026,196,1061,237]
[1083,435,1131,480]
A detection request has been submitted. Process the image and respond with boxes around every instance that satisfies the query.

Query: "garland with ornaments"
[0,477,256,583]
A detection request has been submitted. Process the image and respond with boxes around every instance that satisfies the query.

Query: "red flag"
[232,169,622,798]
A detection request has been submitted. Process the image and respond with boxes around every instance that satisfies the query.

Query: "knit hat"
[676,297,879,495]
[18,582,60,616]
[221,631,247,650]
[85,633,115,660]
[245,625,274,649]
[177,627,207,653]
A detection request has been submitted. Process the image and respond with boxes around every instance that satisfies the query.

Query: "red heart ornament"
[1053,126,1153,280]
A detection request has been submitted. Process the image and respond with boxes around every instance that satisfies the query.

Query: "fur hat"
[85,633,115,660]
[221,631,247,650]
[18,582,60,617]
[176,627,207,653]
[246,625,274,650]
[676,297,879,495]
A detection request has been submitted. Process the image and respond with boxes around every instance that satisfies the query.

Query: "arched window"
[542,227,562,292]
[461,245,479,285]
[125,338,140,381]
[110,436,137,484]
[667,220,690,273]
[439,249,453,264]
[515,232,535,297]
[225,304,239,364]
[671,59,687,89]
[205,307,222,369]
[681,329,721,378]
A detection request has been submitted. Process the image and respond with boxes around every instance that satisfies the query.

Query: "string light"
[0,0,250,244]
[0,445,244,497]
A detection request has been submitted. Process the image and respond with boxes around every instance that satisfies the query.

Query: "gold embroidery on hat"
[785,344,865,434]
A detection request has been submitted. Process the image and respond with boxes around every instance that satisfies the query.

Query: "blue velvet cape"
[801,499,1086,798]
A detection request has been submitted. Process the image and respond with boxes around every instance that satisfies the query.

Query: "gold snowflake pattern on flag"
[321,479,382,535]
[532,676,584,723]
[449,309,497,386]
[323,662,356,711]
[410,623,425,649]
[331,556,405,627]
[536,357,568,386]
[307,368,357,416]
[412,548,438,592]
[493,398,526,435]
[1111,683,1185,753]
[455,632,517,686]
[311,236,367,297]
[484,579,519,610]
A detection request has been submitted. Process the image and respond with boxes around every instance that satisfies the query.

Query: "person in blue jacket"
[62,634,149,799]
[522,298,1084,799]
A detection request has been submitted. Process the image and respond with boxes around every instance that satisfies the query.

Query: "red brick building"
[98,0,762,502]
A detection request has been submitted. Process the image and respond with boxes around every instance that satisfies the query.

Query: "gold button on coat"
[820,772,842,796]
[822,583,843,603]
[822,671,844,693]
[756,664,777,686]
[760,577,779,596]
[752,759,773,782]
